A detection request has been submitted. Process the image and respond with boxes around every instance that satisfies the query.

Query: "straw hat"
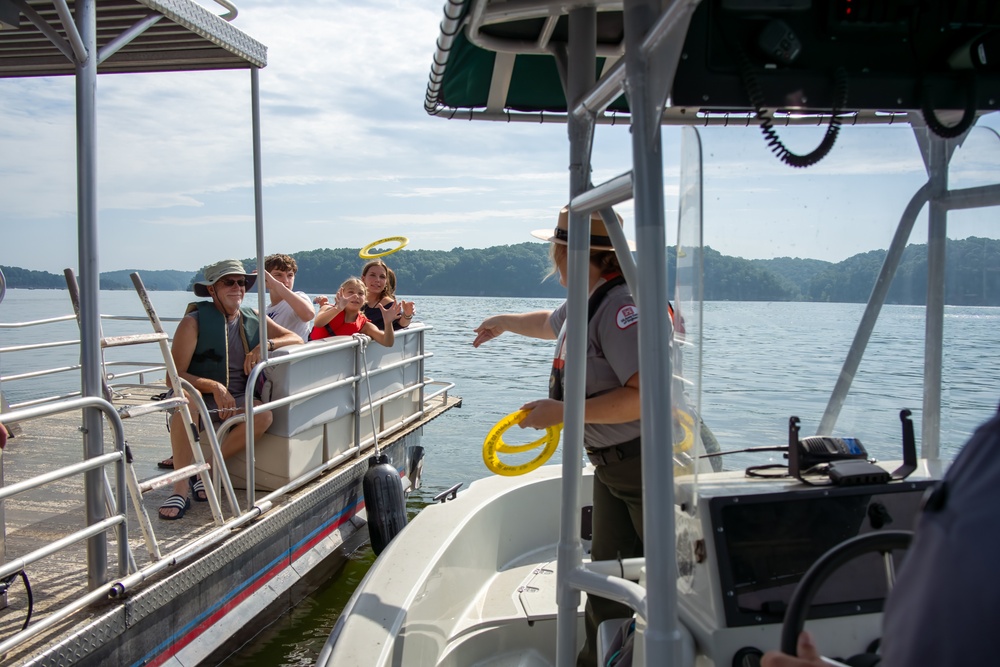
[193,259,257,297]
[530,207,635,251]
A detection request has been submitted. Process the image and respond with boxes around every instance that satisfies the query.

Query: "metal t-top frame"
[554,1,697,664]
[554,4,1000,663]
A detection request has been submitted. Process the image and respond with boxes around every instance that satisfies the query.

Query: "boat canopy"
[427,0,1000,126]
[0,0,265,78]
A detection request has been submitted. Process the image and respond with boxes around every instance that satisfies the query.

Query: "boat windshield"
[672,127,706,491]
[669,119,1000,503]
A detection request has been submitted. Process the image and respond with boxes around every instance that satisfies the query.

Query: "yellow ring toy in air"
[483,410,562,476]
[359,236,409,259]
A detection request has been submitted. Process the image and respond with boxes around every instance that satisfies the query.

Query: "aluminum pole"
[249,66,266,510]
[555,9,596,665]
[624,0,680,663]
[75,0,107,590]
[922,134,949,459]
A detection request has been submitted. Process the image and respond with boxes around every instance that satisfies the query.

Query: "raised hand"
[334,290,350,310]
[381,300,403,322]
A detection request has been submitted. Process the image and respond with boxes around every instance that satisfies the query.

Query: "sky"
[1,0,998,274]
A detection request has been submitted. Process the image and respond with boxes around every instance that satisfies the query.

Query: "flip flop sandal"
[158,494,190,521]
[190,476,208,503]
[157,456,174,469]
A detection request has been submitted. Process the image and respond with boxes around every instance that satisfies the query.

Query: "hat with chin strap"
[193,259,256,297]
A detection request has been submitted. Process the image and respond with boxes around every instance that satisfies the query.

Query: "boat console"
[674,464,940,665]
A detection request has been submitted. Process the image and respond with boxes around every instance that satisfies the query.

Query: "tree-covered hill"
[237,243,568,298]
[100,270,195,292]
[807,237,1000,305]
[703,248,799,301]
[750,257,834,300]
[4,236,998,305]
[0,265,66,289]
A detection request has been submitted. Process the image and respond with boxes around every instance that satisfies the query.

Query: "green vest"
[185,302,260,391]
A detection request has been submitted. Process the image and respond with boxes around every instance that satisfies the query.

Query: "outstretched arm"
[361,321,391,347]
[366,301,402,346]
[473,310,555,347]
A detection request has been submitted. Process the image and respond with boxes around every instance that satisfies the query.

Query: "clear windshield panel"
[673,127,710,492]
[672,115,999,478]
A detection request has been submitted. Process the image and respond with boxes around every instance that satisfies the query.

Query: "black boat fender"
[363,453,407,556]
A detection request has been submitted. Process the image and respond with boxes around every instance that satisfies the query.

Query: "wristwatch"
[268,339,275,351]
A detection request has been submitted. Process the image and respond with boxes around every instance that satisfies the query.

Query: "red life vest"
[309,310,369,341]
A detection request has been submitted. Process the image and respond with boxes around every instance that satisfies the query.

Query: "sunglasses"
[218,277,248,288]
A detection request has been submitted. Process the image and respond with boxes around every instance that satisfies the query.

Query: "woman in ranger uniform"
[473,206,641,667]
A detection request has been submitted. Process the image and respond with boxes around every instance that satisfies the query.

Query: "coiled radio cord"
[738,50,848,169]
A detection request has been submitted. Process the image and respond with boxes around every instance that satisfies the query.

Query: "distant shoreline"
[4,236,998,306]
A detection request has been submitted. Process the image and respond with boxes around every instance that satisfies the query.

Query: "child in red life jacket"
[310,277,401,346]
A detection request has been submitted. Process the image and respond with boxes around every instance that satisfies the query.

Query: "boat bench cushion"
[215,425,324,492]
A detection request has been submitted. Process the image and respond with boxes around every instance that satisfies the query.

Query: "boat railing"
[112,323,440,570]
[0,395,130,657]
[229,325,441,509]
[0,307,446,642]
[0,313,182,410]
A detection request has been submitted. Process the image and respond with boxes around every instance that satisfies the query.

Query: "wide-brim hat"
[531,207,636,251]
[193,259,257,297]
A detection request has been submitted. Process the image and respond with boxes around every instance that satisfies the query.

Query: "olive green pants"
[577,454,644,667]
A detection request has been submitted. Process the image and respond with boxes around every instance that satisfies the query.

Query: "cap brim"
[530,229,558,243]
[531,228,635,251]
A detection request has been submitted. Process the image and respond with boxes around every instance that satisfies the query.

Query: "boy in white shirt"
[263,254,314,342]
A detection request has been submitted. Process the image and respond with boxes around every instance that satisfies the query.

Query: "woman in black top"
[361,259,415,330]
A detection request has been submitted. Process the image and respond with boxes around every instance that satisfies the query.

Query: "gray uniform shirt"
[881,408,1000,665]
[549,279,640,450]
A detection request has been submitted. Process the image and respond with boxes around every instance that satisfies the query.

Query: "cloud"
[144,214,252,227]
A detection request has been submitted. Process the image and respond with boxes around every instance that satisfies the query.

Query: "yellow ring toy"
[483,410,562,476]
[359,236,409,259]
[674,408,695,453]
[673,408,697,476]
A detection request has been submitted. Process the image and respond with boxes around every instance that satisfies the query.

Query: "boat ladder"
[63,269,237,562]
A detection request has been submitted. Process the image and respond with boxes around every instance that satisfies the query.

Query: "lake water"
[2,289,998,664]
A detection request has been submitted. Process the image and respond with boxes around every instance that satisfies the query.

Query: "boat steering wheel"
[780,530,914,657]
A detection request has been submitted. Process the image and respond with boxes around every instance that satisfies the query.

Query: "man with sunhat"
[159,259,303,520]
